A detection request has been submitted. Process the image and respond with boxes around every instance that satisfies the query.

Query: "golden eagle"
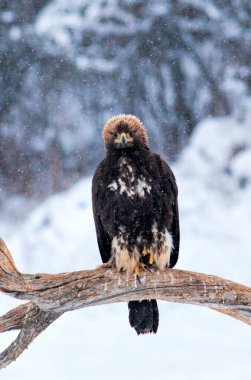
[92,114,179,334]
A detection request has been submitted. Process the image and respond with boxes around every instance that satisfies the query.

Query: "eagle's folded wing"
[159,158,180,268]
[92,160,111,263]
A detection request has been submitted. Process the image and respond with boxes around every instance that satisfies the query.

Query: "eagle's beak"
[120,132,127,145]
[115,132,127,145]
[115,132,133,146]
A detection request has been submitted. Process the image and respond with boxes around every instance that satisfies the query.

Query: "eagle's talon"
[140,262,153,272]
[134,266,141,284]
[144,265,153,273]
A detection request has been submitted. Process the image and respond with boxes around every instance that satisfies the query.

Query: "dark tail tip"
[128,300,159,335]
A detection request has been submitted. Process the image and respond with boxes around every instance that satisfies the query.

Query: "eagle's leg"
[152,228,173,270]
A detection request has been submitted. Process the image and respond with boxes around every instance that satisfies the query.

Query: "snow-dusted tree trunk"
[0,238,251,369]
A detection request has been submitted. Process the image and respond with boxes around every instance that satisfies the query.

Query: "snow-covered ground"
[1,116,251,379]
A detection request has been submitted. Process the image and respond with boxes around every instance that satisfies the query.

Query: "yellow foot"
[134,265,140,276]
[142,247,148,256]
[149,252,154,265]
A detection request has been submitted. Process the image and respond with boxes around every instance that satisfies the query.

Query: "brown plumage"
[92,114,180,334]
[103,114,148,149]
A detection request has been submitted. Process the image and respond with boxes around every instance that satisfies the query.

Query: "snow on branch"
[0,238,251,369]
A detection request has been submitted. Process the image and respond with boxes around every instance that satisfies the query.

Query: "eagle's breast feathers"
[108,156,152,199]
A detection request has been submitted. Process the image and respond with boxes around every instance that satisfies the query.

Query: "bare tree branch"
[0,238,251,369]
[0,303,61,369]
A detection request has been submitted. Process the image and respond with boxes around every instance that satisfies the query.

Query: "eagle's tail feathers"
[128,300,159,335]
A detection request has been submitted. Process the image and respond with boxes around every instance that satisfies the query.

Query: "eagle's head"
[103,114,148,150]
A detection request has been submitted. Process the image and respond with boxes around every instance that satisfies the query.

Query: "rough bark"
[0,238,251,369]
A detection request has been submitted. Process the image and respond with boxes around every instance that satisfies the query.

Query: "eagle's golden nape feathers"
[102,114,149,148]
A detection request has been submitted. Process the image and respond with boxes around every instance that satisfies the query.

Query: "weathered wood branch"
[0,238,251,369]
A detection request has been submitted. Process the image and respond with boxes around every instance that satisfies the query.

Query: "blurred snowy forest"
[1,0,251,201]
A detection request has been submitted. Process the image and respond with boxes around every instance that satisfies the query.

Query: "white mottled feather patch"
[136,178,151,197]
[108,158,151,198]
[108,180,118,191]
[111,233,140,274]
